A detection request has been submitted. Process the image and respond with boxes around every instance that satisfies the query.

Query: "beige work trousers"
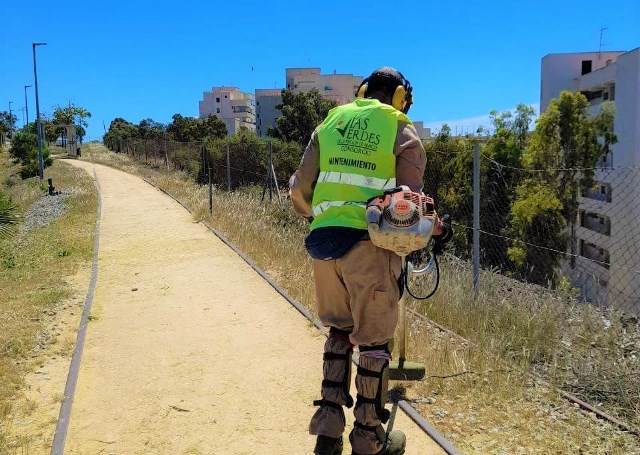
[313,239,402,347]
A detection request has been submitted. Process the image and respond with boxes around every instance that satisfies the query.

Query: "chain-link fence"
[105,135,640,318]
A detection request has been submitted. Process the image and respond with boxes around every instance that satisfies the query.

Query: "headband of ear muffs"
[356,71,413,114]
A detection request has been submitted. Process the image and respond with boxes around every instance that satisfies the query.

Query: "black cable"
[404,250,440,300]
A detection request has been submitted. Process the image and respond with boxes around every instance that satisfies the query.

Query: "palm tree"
[0,192,19,239]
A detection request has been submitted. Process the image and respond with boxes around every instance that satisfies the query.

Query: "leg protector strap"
[313,399,343,411]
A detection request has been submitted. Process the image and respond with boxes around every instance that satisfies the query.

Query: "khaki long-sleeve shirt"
[289,120,427,219]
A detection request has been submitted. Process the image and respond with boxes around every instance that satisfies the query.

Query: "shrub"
[9,131,52,178]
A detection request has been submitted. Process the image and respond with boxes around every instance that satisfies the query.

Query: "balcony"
[577,64,616,91]
[579,239,610,269]
[582,182,612,203]
[580,210,611,235]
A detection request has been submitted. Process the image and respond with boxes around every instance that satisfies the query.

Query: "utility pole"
[24,85,32,126]
[33,42,47,180]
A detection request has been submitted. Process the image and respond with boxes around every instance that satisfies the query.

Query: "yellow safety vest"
[311,98,411,230]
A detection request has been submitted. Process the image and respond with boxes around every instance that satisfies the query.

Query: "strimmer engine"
[366,185,437,255]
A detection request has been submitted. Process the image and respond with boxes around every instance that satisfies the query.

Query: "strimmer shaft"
[397,255,407,364]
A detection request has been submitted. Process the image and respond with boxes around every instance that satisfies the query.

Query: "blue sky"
[1,1,638,141]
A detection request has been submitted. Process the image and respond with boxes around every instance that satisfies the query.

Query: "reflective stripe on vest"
[312,200,367,217]
[317,171,397,191]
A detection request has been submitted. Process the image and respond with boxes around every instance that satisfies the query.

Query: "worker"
[289,67,452,455]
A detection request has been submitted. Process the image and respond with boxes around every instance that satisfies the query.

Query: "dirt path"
[54,161,446,454]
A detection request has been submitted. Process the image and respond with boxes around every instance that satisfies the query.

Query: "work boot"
[351,430,406,455]
[314,435,343,455]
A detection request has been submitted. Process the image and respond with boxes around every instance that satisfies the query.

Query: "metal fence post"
[209,166,213,215]
[268,140,273,202]
[473,141,480,298]
[226,141,231,191]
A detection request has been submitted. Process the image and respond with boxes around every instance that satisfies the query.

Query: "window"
[216,108,220,113]
[581,60,592,75]
[216,97,220,103]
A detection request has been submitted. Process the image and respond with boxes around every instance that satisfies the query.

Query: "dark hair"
[366,67,404,97]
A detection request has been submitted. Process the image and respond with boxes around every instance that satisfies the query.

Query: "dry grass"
[0,149,97,452]
[80,142,640,454]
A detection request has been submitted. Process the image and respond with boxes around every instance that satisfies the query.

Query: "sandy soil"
[13,160,446,455]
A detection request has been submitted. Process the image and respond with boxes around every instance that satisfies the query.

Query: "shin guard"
[309,328,354,438]
[350,344,391,454]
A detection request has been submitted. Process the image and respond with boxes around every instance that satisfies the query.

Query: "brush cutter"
[366,186,450,381]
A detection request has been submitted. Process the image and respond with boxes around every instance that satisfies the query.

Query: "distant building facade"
[540,48,640,313]
[204,68,435,145]
[199,86,256,136]
[412,121,431,140]
[255,88,282,137]
[285,68,364,106]
[254,68,365,137]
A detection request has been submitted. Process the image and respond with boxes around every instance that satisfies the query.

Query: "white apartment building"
[540,48,640,314]
[286,68,364,105]
[255,88,282,137]
[199,86,256,136]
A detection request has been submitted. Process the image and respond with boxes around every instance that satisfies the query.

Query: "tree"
[267,88,337,145]
[0,111,18,143]
[592,101,617,163]
[52,104,92,144]
[508,91,603,284]
[8,130,52,178]
[167,114,226,142]
[200,115,227,140]
[479,104,535,270]
[103,118,140,151]
[137,118,167,140]
[422,130,475,258]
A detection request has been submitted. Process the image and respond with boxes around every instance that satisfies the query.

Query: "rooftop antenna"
[598,26,608,60]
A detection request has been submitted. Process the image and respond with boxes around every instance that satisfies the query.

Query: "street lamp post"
[32,42,47,180]
[24,85,32,127]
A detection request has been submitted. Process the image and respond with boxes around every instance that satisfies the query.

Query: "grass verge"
[0,148,97,452]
